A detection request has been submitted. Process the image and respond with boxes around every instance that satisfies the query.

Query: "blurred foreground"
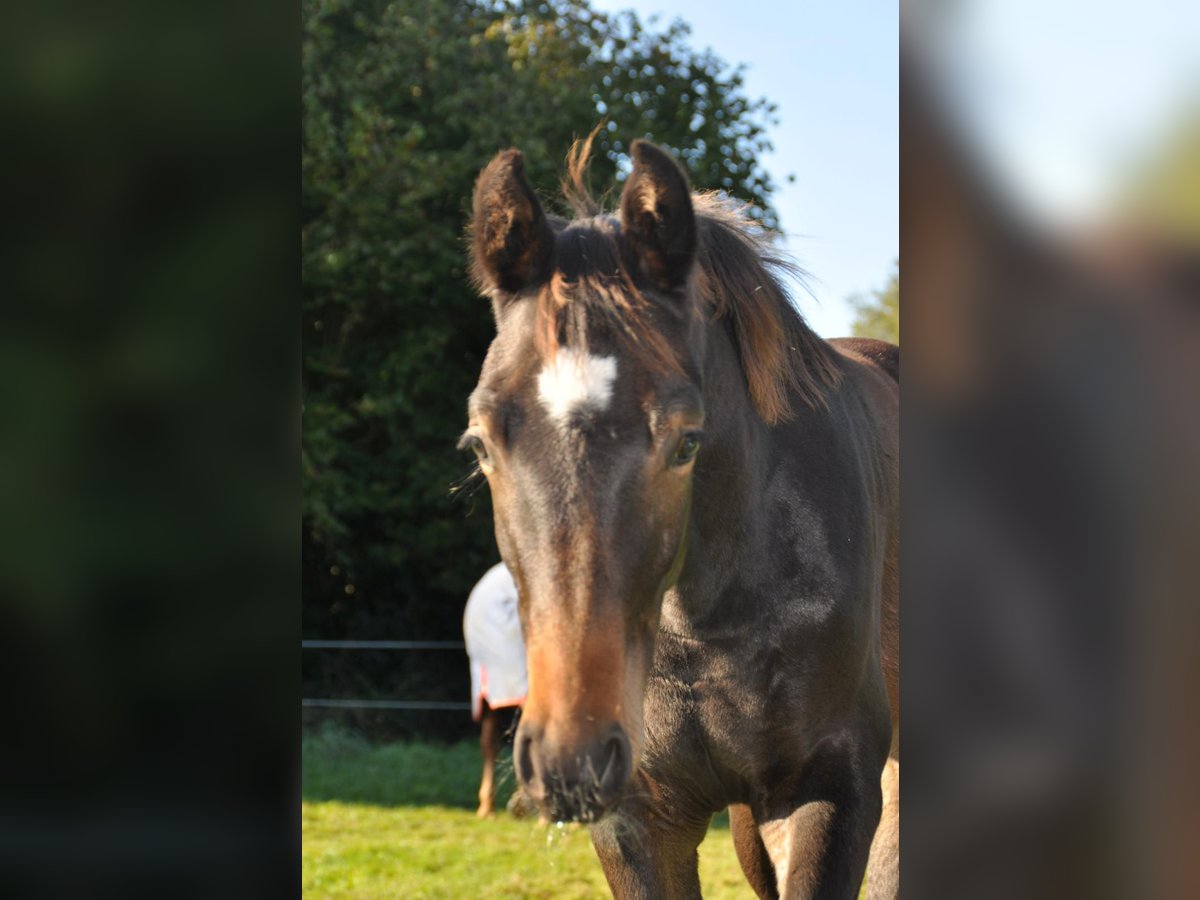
[903,4,1200,898]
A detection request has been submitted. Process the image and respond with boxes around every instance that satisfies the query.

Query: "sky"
[915,0,1200,229]
[588,0,899,338]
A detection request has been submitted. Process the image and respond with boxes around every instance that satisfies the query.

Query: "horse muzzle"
[514,720,632,823]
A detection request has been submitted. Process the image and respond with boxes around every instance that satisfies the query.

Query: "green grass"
[302,724,755,898]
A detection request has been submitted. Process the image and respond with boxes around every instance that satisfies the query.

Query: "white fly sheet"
[463,562,527,721]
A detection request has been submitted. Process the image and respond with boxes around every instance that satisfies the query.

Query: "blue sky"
[589,0,899,337]
[916,1,1200,228]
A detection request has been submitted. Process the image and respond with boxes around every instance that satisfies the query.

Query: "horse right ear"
[470,149,555,300]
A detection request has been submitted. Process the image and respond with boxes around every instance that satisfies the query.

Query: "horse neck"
[665,320,776,633]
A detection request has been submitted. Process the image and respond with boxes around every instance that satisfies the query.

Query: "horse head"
[462,141,704,822]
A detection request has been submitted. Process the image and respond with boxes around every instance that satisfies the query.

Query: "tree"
[302,0,784,734]
[1121,111,1200,238]
[850,262,899,345]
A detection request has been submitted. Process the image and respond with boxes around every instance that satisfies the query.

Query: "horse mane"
[535,138,842,423]
[690,192,842,418]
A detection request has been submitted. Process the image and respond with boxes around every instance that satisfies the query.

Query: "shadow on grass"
[303,723,730,829]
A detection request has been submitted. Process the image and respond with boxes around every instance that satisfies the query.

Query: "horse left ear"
[619,140,697,292]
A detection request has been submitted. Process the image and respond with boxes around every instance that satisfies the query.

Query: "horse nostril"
[596,731,630,799]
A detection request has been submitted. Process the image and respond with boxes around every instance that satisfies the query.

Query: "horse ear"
[471,149,555,297]
[619,140,696,292]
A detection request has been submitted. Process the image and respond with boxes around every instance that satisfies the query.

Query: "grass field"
[302,724,756,898]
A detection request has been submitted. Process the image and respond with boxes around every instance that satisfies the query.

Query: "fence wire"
[302,639,469,712]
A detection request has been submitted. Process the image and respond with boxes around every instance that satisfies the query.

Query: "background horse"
[461,137,898,898]
[463,561,527,817]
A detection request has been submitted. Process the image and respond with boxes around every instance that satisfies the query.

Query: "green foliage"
[302,0,783,711]
[850,262,899,345]
[303,723,516,808]
[1121,111,1200,238]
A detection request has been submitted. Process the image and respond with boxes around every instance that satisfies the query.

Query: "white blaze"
[536,348,618,424]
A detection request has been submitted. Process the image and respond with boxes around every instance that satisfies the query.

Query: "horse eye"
[459,434,490,463]
[671,432,702,467]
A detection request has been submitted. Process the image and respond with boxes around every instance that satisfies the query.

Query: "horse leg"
[477,703,498,817]
[730,803,779,899]
[757,749,884,900]
[864,755,898,900]
[591,780,711,899]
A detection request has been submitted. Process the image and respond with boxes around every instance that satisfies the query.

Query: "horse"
[462,561,528,817]
[460,136,899,899]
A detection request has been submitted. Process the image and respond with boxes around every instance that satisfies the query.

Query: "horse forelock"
[531,218,683,381]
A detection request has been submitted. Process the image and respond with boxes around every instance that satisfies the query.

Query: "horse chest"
[643,636,800,799]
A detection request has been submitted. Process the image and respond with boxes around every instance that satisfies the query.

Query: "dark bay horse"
[461,138,899,898]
